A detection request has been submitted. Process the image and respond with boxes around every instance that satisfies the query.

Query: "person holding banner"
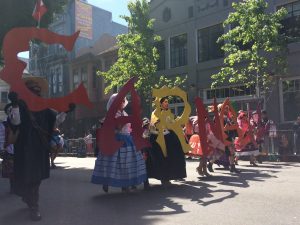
[148,97,186,186]
[7,77,59,221]
[188,117,215,177]
[91,93,147,192]
[234,111,259,166]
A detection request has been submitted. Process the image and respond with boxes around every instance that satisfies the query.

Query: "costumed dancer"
[91,94,147,192]
[7,77,74,221]
[207,103,240,173]
[251,110,273,161]
[189,116,223,177]
[234,111,259,166]
[148,97,186,186]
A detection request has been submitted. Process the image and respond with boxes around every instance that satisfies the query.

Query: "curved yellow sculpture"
[151,86,191,157]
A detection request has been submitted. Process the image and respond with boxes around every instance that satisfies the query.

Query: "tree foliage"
[99,0,185,101]
[212,0,288,96]
[0,0,68,63]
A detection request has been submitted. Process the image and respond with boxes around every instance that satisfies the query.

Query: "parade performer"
[189,116,223,177]
[234,111,259,166]
[7,77,71,221]
[148,97,187,186]
[207,102,240,173]
[91,93,147,192]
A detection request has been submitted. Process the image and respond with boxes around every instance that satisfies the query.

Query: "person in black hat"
[7,77,75,221]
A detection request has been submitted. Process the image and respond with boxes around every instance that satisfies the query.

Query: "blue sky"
[19,0,130,58]
[88,0,130,25]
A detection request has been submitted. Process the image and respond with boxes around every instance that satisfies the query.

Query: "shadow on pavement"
[0,160,293,225]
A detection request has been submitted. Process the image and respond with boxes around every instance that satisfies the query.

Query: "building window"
[206,85,256,100]
[155,40,166,70]
[223,0,229,7]
[169,96,185,116]
[73,69,79,89]
[49,68,54,94]
[104,59,113,71]
[163,7,171,22]
[81,67,88,88]
[279,1,300,42]
[188,6,194,18]
[282,79,300,121]
[1,91,8,103]
[58,73,63,93]
[92,66,97,88]
[198,24,224,62]
[52,74,57,94]
[170,34,188,68]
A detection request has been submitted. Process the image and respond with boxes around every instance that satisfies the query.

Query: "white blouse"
[116,110,131,134]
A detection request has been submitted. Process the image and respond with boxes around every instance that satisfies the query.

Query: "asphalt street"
[0,157,299,225]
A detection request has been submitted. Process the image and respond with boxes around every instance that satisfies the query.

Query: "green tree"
[99,0,185,107]
[212,0,288,97]
[0,0,68,64]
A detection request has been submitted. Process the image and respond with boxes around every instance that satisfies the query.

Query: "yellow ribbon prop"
[151,86,191,157]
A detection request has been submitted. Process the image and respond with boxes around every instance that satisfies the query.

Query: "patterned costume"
[91,95,147,188]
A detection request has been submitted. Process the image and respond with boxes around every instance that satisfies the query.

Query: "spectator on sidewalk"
[84,131,93,154]
[293,116,300,155]
[279,134,290,161]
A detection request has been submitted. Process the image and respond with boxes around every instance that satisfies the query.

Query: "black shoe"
[230,164,241,173]
[121,187,130,192]
[224,165,230,170]
[161,180,172,187]
[30,208,42,221]
[203,171,212,177]
[51,164,57,169]
[102,185,108,193]
[207,162,214,172]
[143,181,150,190]
[250,161,258,167]
[131,185,137,191]
[22,197,31,208]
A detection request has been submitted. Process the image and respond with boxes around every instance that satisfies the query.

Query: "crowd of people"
[90,91,275,195]
[0,78,298,222]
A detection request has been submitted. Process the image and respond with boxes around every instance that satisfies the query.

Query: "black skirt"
[147,130,186,180]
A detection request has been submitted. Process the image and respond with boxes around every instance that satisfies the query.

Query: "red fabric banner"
[97,77,151,156]
[0,27,93,111]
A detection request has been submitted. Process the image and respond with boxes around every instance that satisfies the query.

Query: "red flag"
[32,0,48,21]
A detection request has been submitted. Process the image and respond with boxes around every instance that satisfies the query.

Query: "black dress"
[13,103,56,194]
[147,130,186,180]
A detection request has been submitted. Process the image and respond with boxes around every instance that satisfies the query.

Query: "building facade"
[29,0,127,98]
[150,0,300,125]
[61,34,118,138]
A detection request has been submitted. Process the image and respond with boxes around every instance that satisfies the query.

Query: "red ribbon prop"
[195,97,209,157]
[0,27,93,112]
[97,77,151,156]
[194,97,224,157]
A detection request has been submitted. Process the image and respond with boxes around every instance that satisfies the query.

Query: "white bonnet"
[106,93,128,111]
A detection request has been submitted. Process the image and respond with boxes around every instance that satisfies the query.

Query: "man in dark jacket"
[7,77,56,221]
[7,77,69,221]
